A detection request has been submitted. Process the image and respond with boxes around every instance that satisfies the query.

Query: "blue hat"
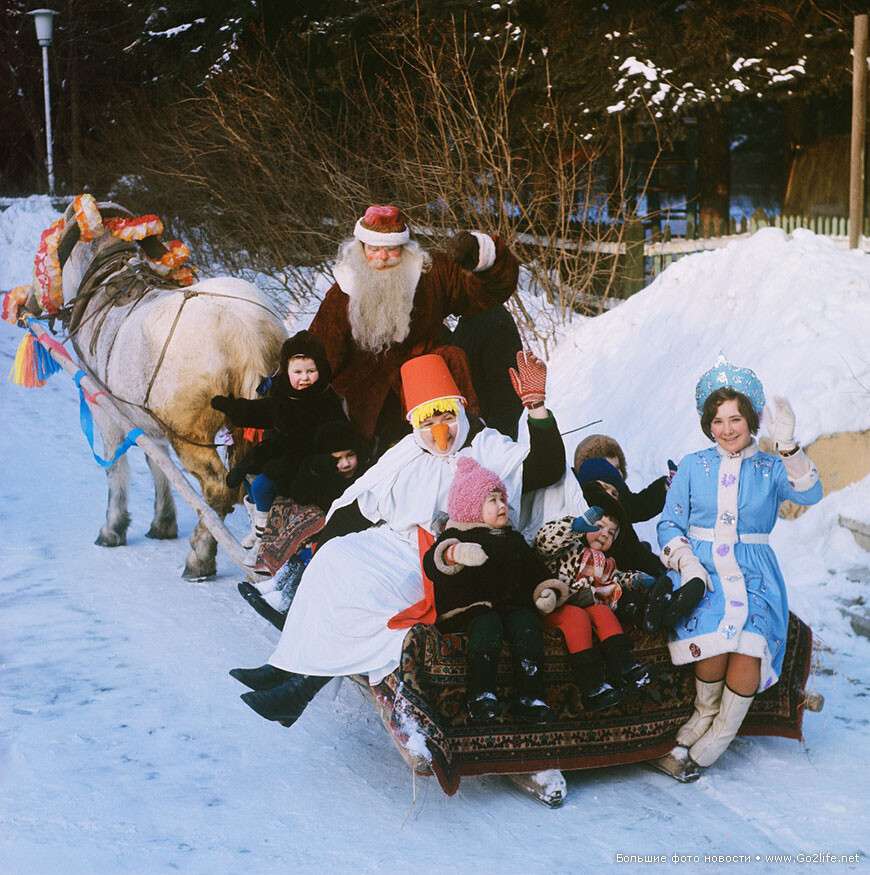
[575,458,627,495]
[694,355,765,415]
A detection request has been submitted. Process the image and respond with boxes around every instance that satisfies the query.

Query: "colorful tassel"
[34,333,62,382]
[9,333,42,387]
[7,326,62,388]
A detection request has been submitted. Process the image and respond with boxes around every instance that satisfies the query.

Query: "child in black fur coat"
[422,456,562,723]
[211,330,348,557]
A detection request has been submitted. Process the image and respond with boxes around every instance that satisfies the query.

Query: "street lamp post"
[28,8,59,196]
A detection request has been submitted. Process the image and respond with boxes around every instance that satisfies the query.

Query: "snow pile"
[548,227,870,476]
[0,196,60,289]
[547,226,870,684]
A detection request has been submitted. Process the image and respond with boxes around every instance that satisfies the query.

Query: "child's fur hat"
[279,330,332,386]
[573,433,626,479]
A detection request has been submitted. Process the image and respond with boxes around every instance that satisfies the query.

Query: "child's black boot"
[601,633,654,691]
[510,654,554,723]
[569,649,623,711]
[466,651,500,721]
[617,587,649,629]
[642,575,674,634]
[661,578,706,628]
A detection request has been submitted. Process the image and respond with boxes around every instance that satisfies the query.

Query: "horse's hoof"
[182,566,217,582]
[95,531,126,547]
[145,525,178,540]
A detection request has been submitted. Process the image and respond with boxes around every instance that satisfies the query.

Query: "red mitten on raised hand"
[508,350,547,409]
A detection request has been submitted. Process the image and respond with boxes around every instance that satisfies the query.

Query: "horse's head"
[59,201,140,300]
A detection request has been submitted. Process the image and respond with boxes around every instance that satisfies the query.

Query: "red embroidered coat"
[308,237,519,441]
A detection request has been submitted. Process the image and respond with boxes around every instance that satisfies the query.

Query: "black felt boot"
[569,649,622,711]
[229,663,293,691]
[601,633,653,691]
[238,582,286,630]
[466,651,500,721]
[642,575,675,634]
[617,588,649,630]
[660,578,706,629]
[510,654,554,723]
[240,673,331,727]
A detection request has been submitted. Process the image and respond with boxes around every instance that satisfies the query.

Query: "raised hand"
[763,396,796,451]
[446,231,480,271]
[508,350,547,409]
[571,506,604,533]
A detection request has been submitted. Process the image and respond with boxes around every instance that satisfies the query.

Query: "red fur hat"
[447,456,507,523]
[353,205,410,247]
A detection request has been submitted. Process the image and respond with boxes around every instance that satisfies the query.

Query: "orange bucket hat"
[400,354,466,427]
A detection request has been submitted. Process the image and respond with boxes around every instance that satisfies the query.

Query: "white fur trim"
[709,452,749,649]
[353,219,410,247]
[469,231,496,271]
[689,526,769,545]
[661,534,694,573]
[781,449,819,491]
[440,601,493,621]
[433,538,463,575]
[668,630,744,665]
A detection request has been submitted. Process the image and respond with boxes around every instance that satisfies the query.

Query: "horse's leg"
[92,415,132,548]
[144,454,178,540]
[172,441,237,580]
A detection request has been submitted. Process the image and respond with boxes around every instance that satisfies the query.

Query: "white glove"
[535,588,558,614]
[533,579,570,614]
[450,542,488,567]
[662,537,713,592]
[763,396,796,452]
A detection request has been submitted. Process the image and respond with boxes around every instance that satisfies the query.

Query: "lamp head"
[28,9,58,47]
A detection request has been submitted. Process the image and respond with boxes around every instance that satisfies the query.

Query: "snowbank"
[547,227,870,480]
[0,196,61,289]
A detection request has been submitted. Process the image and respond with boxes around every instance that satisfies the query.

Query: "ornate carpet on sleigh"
[369,613,813,795]
[257,497,325,575]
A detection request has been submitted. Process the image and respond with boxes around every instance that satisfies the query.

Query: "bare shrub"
[115,14,660,344]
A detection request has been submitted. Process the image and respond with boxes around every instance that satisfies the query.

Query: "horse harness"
[54,238,282,449]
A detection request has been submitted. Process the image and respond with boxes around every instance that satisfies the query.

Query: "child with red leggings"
[532,508,652,711]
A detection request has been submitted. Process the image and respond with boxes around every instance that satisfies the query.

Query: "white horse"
[50,201,287,579]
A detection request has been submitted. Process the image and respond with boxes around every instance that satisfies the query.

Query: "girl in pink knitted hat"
[422,456,563,723]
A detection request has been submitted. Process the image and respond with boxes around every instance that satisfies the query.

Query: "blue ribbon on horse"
[74,370,143,468]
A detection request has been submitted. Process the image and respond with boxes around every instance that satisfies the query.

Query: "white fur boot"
[240,496,259,550]
[243,508,270,567]
[676,677,725,748]
[689,687,755,768]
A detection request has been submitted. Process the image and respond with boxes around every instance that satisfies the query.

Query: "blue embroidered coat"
[657,442,822,690]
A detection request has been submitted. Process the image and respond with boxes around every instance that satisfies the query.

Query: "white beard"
[333,239,431,355]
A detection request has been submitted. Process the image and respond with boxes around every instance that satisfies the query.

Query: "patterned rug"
[256,498,324,575]
[371,613,814,795]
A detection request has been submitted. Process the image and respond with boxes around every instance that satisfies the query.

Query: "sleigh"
[352,612,819,805]
[249,498,821,805]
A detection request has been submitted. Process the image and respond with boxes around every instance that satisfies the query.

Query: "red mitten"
[508,350,547,409]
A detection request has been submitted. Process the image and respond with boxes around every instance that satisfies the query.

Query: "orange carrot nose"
[431,422,451,451]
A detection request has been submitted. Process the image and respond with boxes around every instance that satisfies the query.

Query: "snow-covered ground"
[1,196,868,873]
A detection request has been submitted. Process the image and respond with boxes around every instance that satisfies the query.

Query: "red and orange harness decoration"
[3,194,198,386]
